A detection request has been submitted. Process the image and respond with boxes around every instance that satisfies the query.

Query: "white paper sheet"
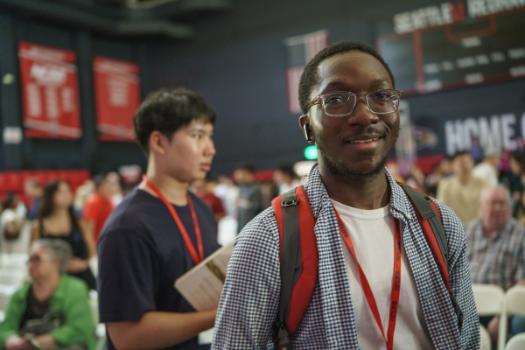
[174,242,233,311]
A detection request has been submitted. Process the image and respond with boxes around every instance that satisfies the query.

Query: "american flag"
[285,30,329,114]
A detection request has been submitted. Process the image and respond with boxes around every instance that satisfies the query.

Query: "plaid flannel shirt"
[213,165,480,349]
[466,217,525,290]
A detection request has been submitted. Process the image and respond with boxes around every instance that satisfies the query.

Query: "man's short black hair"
[276,163,296,178]
[235,163,255,173]
[93,173,110,189]
[298,41,396,114]
[134,88,216,151]
[452,150,471,160]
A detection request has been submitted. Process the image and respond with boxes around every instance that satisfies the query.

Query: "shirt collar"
[304,164,415,223]
[481,220,513,240]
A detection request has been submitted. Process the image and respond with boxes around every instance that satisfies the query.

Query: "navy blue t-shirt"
[97,188,220,350]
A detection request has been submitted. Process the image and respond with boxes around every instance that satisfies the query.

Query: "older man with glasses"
[466,185,525,343]
[213,41,479,350]
[0,239,95,349]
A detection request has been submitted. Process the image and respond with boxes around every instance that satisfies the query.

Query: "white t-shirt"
[332,200,434,350]
[472,162,498,186]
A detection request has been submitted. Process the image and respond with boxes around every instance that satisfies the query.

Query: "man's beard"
[320,149,387,182]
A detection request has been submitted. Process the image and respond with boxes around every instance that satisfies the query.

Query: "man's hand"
[5,336,32,350]
[107,308,218,350]
[35,334,57,350]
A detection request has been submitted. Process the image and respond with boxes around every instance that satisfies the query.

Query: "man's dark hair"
[298,41,396,114]
[452,150,471,160]
[235,163,255,173]
[93,173,110,189]
[134,88,216,151]
[2,192,19,211]
[510,151,525,174]
[276,163,296,179]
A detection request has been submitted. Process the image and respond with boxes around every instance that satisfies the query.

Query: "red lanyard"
[334,209,402,350]
[144,177,204,265]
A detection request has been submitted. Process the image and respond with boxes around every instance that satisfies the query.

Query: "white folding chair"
[480,325,491,350]
[503,286,525,349]
[505,333,525,350]
[473,284,505,315]
[89,290,99,325]
[472,284,506,350]
[505,285,525,316]
[89,290,106,342]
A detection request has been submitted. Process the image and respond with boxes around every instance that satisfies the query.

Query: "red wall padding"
[0,169,90,199]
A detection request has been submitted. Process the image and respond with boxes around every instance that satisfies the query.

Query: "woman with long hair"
[31,180,96,290]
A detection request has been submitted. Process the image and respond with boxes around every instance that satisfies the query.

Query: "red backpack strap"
[427,200,450,290]
[400,184,464,329]
[271,186,318,349]
[420,203,451,290]
[400,184,449,288]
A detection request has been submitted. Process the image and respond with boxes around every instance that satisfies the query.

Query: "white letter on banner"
[394,13,412,33]
[441,3,453,24]
[463,118,479,150]
[520,111,525,146]
[501,113,517,150]
[468,0,486,17]
[445,120,464,154]
[478,116,502,153]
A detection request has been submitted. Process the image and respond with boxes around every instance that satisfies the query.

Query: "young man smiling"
[98,88,219,350]
[213,42,479,349]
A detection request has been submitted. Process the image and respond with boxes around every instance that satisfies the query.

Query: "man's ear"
[299,115,314,144]
[149,131,167,155]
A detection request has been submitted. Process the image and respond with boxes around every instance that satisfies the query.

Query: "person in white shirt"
[473,153,499,186]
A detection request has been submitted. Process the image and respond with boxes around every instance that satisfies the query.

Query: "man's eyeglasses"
[307,89,401,117]
[27,255,46,264]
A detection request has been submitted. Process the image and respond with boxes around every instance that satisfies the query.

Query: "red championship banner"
[94,57,140,142]
[18,41,82,139]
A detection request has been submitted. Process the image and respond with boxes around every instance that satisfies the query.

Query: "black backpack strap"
[401,183,448,263]
[273,189,302,350]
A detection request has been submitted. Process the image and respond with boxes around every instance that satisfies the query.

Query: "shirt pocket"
[498,250,519,287]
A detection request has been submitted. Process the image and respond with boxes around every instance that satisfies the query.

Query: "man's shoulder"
[506,218,525,241]
[463,217,481,234]
[431,198,463,229]
[425,199,469,257]
[471,175,489,187]
[510,217,525,231]
[398,183,466,243]
[439,175,456,188]
[236,207,279,247]
[99,190,155,238]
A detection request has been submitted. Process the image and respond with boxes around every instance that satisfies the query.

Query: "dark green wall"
[147,0,525,175]
[0,12,149,173]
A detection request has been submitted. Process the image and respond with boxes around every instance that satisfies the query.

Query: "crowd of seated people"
[0,172,123,349]
[0,152,524,348]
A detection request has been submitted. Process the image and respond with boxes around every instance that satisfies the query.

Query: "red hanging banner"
[18,41,82,139]
[93,57,140,142]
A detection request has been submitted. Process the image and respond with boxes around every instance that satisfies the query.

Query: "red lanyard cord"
[335,210,402,350]
[144,177,204,265]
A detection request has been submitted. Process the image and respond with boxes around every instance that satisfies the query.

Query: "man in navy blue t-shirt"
[98,88,220,350]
